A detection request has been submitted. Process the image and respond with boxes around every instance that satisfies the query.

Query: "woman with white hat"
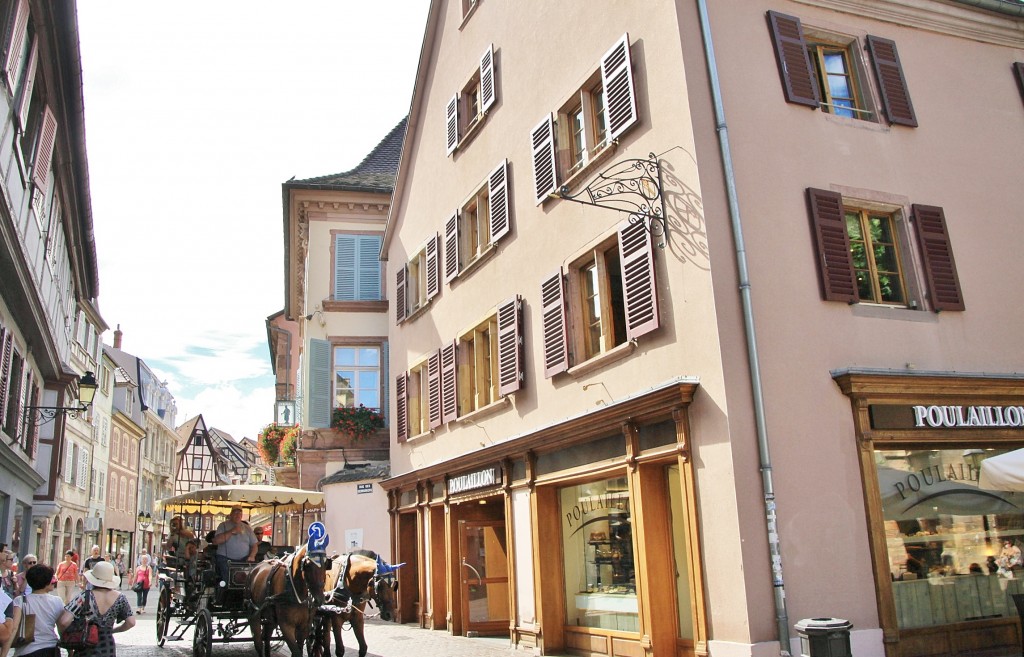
[58,561,134,657]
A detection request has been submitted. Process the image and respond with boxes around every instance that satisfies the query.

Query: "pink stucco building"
[379,2,1024,657]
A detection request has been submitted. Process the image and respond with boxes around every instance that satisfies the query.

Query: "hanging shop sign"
[449,467,501,494]
[870,404,1024,430]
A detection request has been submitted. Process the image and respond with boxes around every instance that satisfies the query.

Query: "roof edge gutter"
[949,0,1024,17]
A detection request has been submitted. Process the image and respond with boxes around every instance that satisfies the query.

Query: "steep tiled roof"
[291,117,407,193]
[318,463,390,488]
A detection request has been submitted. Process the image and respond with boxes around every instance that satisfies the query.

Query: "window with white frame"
[333,346,381,410]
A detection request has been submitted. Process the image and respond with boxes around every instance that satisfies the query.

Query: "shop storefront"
[386,381,707,657]
[836,371,1024,657]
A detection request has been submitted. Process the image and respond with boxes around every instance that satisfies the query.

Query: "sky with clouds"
[76,1,429,440]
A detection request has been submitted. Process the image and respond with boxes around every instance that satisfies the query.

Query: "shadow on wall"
[660,151,710,272]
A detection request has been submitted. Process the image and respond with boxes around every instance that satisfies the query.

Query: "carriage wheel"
[306,615,328,657]
[193,608,213,657]
[155,585,172,647]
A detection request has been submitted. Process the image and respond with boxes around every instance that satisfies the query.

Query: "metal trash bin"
[794,617,853,657]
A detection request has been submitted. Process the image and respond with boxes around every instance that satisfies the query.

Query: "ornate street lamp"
[137,512,152,530]
[25,372,99,424]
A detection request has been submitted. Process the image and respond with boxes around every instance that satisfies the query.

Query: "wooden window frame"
[408,357,432,438]
[558,77,608,179]
[804,32,874,121]
[399,235,440,323]
[446,160,511,284]
[568,237,627,361]
[447,44,496,155]
[846,207,908,306]
[460,184,491,266]
[457,314,499,417]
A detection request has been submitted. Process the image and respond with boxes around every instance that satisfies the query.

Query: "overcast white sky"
[77,1,429,441]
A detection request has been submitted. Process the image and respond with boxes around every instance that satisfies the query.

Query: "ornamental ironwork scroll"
[557,153,667,245]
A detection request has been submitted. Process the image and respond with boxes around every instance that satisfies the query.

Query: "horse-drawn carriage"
[154,485,399,657]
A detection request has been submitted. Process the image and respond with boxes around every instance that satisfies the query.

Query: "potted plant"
[257,423,300,465]
[330,405,385,441]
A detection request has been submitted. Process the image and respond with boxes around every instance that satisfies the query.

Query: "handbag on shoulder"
[59,591,100,650]
[11,595,36,648]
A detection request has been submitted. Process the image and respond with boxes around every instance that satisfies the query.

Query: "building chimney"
[114,324,123,349]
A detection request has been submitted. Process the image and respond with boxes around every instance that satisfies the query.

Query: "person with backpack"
[58,562,134,657]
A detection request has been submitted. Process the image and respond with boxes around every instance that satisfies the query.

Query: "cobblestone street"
[116,612,518,657]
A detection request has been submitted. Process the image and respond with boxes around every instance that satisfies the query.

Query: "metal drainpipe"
[694,1,792,655]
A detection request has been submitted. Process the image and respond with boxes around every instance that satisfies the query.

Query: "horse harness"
[252,550,321,616]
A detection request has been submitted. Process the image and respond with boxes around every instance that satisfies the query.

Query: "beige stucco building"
[380,2,1024,657]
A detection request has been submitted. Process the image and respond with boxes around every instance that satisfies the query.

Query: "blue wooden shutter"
[308,339,331,428]
[601,33,639,142]
[334,234,357,300]
[358,235,383,300]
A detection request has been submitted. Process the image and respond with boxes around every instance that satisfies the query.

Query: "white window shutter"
[601,33,638,142]
[79,447,90,490]
[480,44,496,113]
[446,93,459,155]
[64,440,73,483]
[531,114,557,205]
[334,234,357,300]
[488,160,511,243]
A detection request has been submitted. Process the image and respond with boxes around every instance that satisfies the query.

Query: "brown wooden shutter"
[541,270,569,377]
[441,341,458,424]
[618,219,660,339]
[601,33,638,142]
[395,372,408,442]
[426,233,440,300]
[480,44,496,113]
[531,114,558,205]
[16,368,31,446]
[766,11,820,109]
[32,105,58,193]
[3,0,29,87]
[396,265,408,323]
[866,35,917,127]
[444,211,460,283]
[15,37,37,130]
[27,380,39,457]
[0,328,11,425]
[1014,62,1024,105]
[497,296,523,396]
[446,93,459,156]
[911,204,964,312]
[488,160,510,243]
[428,350,441,429]
[806,188,858,303]
[11,360,25,442]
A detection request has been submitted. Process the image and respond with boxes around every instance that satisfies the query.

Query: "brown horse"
[316,551,399,657]
[247,544,330,657]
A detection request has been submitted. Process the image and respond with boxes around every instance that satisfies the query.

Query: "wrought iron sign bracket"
[555,152,667,246]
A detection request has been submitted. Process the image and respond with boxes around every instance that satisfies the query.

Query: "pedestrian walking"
[58,562,134,657]
[127,556,152,615]
[112,556,127,590]
[0,564,64,657]
[80,546,104,591]
[54,552,80,604]
[12,556,37,596]
[0,552,16,600]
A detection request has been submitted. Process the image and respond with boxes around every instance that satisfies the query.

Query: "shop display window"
[560,476,638,632]
[875,448,1024,629]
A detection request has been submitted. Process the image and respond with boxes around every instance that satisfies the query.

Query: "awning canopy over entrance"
[980,448,1024,493]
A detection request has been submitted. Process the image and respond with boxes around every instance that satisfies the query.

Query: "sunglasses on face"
[24,561,37,565]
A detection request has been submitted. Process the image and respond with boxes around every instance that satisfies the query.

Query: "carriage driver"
[212,507,258,584]
[163,516,196,566]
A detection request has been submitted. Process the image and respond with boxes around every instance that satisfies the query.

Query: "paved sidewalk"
[118,612,521,657]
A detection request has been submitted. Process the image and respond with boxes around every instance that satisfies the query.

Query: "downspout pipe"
[694,2,792,655]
